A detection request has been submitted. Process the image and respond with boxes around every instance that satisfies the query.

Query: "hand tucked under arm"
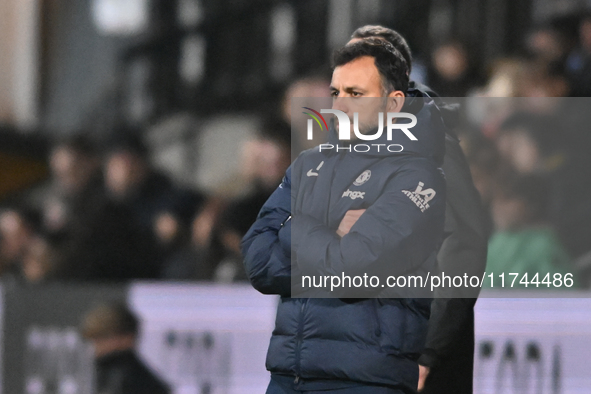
[336,209,366,237]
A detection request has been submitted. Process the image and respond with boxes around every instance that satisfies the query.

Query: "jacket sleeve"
[292,161,446,280]
[241,166,293,296]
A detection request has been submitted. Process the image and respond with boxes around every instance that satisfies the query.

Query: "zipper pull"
[294,376,300,384]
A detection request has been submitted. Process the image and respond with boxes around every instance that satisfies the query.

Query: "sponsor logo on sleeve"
[402,182,436,212]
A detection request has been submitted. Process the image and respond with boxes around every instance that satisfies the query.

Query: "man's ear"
[386,91,405,112]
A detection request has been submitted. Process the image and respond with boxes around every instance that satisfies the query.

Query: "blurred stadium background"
[2,0,591,393]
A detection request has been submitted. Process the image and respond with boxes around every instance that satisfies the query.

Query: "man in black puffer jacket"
[243,39,447,393]
[351,26,488,394]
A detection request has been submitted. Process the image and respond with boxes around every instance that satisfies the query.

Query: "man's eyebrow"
[344,86,366,92]
[329,85,365,91]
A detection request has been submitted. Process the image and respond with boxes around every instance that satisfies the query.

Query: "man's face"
[105,151,146,199]
[50,146,98,195]
[330,56,403,136]
[331,56,384,99]
[90,334,136,358]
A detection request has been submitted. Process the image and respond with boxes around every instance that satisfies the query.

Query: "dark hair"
[333,38,409,94]
[81,302,139,339]
[0,205,42,233]
[499,112,561,156]
[54,134,97,157]
[351,25,412,73]
[499,175,549,222]
[107,133,149,159]
[259,117,291,150]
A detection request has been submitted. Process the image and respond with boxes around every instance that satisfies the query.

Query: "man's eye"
[352,92,362,97]
[331,91,339,97]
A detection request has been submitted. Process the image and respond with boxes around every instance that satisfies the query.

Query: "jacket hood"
[408,81,460,132]
[327,93,447,165]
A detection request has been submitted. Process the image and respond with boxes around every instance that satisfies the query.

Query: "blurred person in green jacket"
[485,175,574,289]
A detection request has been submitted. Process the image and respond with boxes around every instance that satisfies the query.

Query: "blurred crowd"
[435,12,591,287]
[0,123,290,284]
[2,11,591,287]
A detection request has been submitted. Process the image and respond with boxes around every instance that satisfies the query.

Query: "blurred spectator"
[182,198,226,279]
[20,234,60,284]
[428,40,483,97]
[0,206,63,284]
[0,207,37,277]
[104,132,206,278]
[238,120,291,193]
[191,198,224,252]
[215,121,291,282]
[526,24,574,66]
[492,110,591,258]
[177,119,292,283]
[479,57,568,100]
[485,175,574,288]
[479,58,528,98]
[0,208,30,275]
[43,136,158,281]
[81,302,170,394]
[42,135,102,236]
[156,207,216,281]
[104,132,203,235]
[495,112,564,176]
[521,61,569,98]
[281,75,331,156]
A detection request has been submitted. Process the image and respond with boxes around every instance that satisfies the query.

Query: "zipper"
[294,298,308,382]
[326,150,346,225]
[371,299,382,337]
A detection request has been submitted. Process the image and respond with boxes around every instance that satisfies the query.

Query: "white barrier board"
[474,293,591,394]
[129,285,591,394]
[129,284,277,394]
